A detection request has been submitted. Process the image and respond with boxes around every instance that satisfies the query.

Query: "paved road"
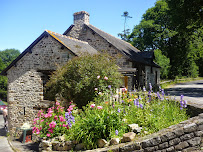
[0,114,13,152]
[165,80,203,109]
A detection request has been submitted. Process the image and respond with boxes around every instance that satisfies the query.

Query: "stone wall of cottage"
[145,66,160,88]
[7,35,74,135]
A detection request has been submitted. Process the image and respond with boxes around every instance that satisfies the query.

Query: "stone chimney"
[73,11,90,25]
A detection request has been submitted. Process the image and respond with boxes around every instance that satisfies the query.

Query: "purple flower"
[183,100,187,108]
[143,87,146,92]
[180,95,184,101]
[115,130,118,135]
[159,86,162,92]
[161,89,165,97]
[148,96,151,103]
[180,95,187,110]
[140,104,143,109]
[134,98,139,107]
[157,92,161,99]
[65,111,75,128]
[149,83,152,91]
[117,108,121,113]
[108,85,111,89]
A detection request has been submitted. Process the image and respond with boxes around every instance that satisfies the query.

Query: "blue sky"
[0,0,157,52]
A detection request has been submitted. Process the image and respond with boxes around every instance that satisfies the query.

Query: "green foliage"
[33,85,188,150]
[0,49,20,66]
[125,94,188,134]
[0,49,20,101]
[64,88,188,150]
[45,53,122,108]
[33,101,70,138]
[68,102,129,149]
[154,49,170,79]
[128,0,203,78]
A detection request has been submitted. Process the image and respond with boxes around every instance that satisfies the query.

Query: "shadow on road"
[0,127,7,137]
[165,87,203,98]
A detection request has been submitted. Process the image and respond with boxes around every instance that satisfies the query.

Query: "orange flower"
[105,101,109,104]
[128,99,133,102]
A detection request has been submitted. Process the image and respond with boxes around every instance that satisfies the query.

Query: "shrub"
[32,101,75,138]
[66,102,129,149]
[45,53,122,108]
[154,49,170,79]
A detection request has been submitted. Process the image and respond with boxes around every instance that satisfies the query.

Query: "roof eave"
[0,31,49,76]
[63,24,75,35]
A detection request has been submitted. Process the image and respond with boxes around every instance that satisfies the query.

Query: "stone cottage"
[1,11,160,135]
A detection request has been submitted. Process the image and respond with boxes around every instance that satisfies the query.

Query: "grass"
[160,77,203,89]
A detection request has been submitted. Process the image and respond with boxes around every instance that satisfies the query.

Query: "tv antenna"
[121,11,132,40]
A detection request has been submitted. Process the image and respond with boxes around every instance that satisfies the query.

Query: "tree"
[0,49,20,101]
[0,49,20,66]
[128,0,203,78]
[154,49,170,79]
[45,53,122,108]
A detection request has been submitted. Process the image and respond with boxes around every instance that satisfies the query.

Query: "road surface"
[165,79,203,109]
[0,114,13,152]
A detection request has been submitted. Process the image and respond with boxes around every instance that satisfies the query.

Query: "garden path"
[165,79,203,109]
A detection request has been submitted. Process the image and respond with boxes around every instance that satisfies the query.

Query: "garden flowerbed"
[32,84,196,151]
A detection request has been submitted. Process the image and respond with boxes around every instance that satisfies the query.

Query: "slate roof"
[46,30,98,56]
[1,30,97,75]
[138,51,155,59]
[64,24,156,66]
[86,24,151,64]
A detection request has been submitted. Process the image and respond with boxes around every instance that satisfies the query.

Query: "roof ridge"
[45,30,88,44]
[87,24,133,46]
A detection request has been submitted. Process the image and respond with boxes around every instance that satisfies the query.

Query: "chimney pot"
[73,11,89,25]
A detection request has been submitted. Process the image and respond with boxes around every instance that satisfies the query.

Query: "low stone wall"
[39,113,203,152]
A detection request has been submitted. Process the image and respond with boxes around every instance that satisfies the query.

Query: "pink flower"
[56,101,60,105]
[32,127,36,134]
[33,118,39,124]
[62,124,66,127]
[97,106,103,109]
[48,128,54,133]
[49,121,56,129]
[37,110,44,117]
[97,75,100,79]
[45,113,52,118]
[54,115,58,120]
[35,128,40,134]
[59,116,65,122]
[104,76,108,80]
[47,133,51,137]
[67,105,74,112]
[90,104,96,108]
[48,108,53,114]
[40,119,44,122]
[70,105,75,108]
[122,87,127,92]
[34,118,39,121]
